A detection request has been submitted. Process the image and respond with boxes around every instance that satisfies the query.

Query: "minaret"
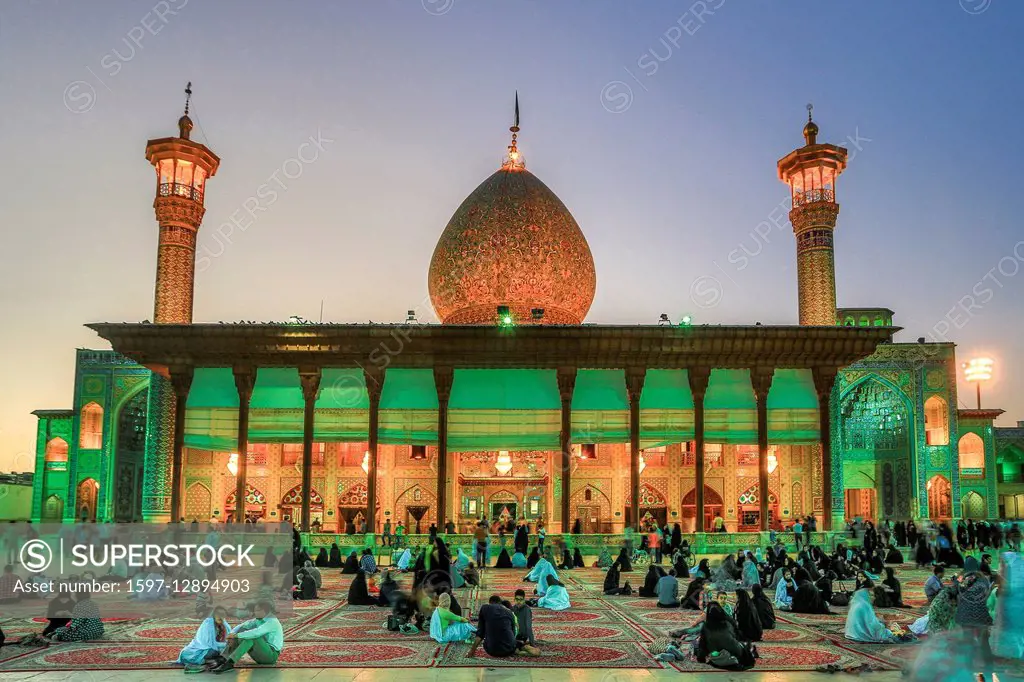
[144,83,220,323]
[777,105,848,325]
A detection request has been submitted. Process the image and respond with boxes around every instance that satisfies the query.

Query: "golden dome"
[428,166,597,325]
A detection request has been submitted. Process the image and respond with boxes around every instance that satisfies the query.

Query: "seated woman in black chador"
[616,548,633,572]
[346,570,378,606]
[341,551,360,574]
[603,560,629,596]
[681,578,706,610]
[639,564,667,598]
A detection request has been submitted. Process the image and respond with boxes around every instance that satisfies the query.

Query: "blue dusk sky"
[0,0,1022,470]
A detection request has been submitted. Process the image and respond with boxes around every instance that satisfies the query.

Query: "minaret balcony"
[158,182,204,204]
[793,188,835,207]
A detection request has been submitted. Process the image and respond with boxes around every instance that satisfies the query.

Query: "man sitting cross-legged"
[208,600,284,674]
[469,595,540,658]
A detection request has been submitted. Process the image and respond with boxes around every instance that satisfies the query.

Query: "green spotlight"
[497,305,514,327]
[679,315,692,326]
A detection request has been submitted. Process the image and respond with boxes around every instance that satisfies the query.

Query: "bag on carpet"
[709,649,740,669]
[386,615,401,632]
[830,580,851,606]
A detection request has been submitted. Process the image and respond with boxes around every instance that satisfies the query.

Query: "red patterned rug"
[0,562,1000,673]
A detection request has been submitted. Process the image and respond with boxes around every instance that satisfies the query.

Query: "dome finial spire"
[503,91,525,170]
[177,81,194,140]
[802,102,818,146]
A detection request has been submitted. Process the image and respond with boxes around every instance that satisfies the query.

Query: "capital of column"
[812,366,839,402]
[625,366,646,404]
[434,366,454,406]
[298,367,322,403]
[750,368,775,404]
[687,366,711,401]
[168,365,194,398]
[233,366,255,403]
[363,367,385,407]
[557,366,577,403]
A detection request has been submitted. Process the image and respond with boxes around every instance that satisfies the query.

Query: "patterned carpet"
[0,563,1005,673]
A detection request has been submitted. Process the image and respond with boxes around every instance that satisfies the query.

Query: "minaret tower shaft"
[777,106,848,325]
[144,83,220,323]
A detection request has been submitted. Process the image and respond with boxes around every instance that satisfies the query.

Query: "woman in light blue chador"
[741,554,760,589]
[451,548,471,588]
[512,551,528,568]
[428,592,476,643]
[774,567,797,610]
[844,588,897,643]
[526,555,557,582]
[530,559,559,596]
[396,547,413,571]
[537,579,571,611]
[176,606,230,666]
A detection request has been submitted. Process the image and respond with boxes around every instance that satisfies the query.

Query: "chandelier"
[227,453,239,477]
[495,450,513,476]
[361,451,370,475]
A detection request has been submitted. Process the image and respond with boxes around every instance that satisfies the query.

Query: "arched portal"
[112,389,148,522]
[77,478,99,521]
[926,475,952,520]
[736,483,779,532]
[225,484,267,522]
[488,490,519,525]
[280,485,324,528]
[962,491,986,520]
[570,484,612,533]
[394,484,434,534]
[682,485,725,533]
[624,483,667,529]
[184,482,212,522]
[43,494,64,522]
[840,377,913,519]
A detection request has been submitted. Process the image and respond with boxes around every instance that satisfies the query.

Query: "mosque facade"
[28,95,1019,537]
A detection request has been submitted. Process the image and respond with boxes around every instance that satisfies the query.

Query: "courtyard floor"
[0,561,1020,680]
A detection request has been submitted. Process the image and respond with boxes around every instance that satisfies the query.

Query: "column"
[168,366,194,523]
[813,366,838,531]
[298,368,322,533]
[434,366,454,526]
[751,368,774,532]
[233,367,255,524]
[688,368,711,533]
[625,367,646,530]
[364,368,384,535]
[557,366,577,533]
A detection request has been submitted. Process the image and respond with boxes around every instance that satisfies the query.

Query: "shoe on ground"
[211,660,235,674]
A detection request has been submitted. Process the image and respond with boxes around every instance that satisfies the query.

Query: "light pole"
[963,357,994,409]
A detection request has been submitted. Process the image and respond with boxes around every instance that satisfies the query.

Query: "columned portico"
[91,324,893,534]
